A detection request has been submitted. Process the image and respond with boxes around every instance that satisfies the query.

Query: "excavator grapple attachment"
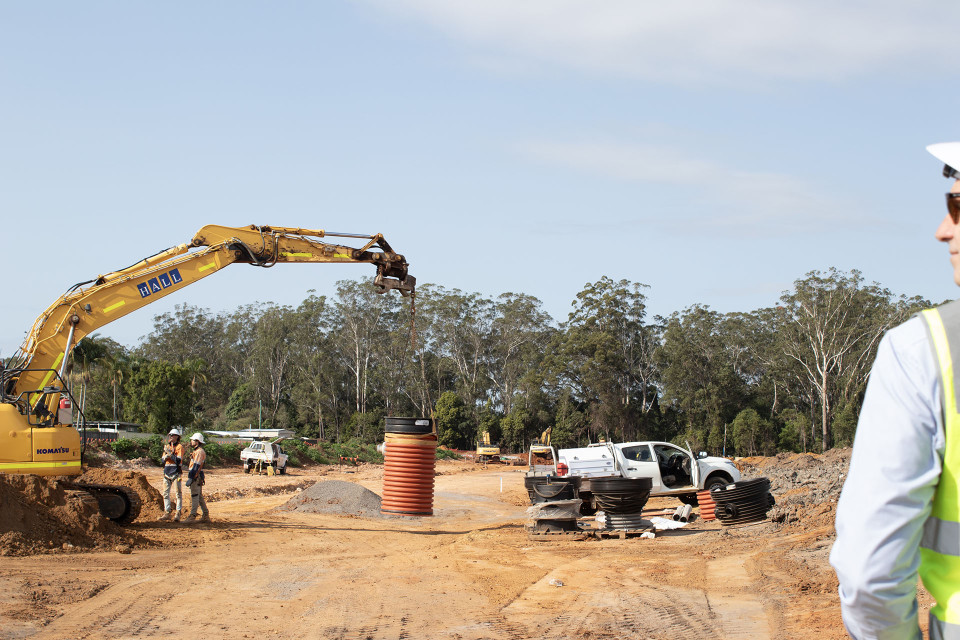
[374,273,416,296]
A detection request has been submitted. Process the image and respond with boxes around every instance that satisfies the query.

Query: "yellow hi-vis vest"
[920,304,960,640]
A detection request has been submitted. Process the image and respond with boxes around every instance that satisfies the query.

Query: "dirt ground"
[0,451,932,639]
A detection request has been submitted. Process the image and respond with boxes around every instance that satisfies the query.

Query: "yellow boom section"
[5,224,414,418]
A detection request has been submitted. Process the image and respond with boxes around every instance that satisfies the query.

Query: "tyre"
[243,463,251,474]
[704,475,731,493]
[279,464,287,475]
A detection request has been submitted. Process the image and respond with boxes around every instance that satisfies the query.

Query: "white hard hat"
[168,428,182,437]
[190,432,205,444]
[928,142,960,178]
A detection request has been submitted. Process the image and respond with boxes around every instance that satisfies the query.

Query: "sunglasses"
[948,193,960,224]
[943,165,960,222]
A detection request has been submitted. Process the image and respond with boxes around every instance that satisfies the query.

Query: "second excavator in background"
[474,431,502,464]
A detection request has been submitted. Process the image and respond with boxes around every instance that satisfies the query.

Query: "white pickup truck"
[554,441,740,512]
[240,439,289,475]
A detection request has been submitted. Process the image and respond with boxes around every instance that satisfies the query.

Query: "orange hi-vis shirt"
[163,442,185,478]
[188,447,206,485]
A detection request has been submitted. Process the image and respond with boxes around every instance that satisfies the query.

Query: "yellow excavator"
[475,431,501,464]
[0,224,415,523]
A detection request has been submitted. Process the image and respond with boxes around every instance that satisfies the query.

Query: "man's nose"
[936,213,956,241]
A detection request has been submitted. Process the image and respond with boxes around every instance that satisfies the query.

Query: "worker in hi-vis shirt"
[832,140,960,639]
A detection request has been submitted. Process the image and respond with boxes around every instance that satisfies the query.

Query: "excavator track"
[68,482,142,525]
[65,488,100,513]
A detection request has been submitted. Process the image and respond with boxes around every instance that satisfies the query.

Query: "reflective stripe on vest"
[929,614,960,640]
[920,303,960,632]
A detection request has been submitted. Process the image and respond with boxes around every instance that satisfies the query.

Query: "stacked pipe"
[672,504,693,523]
[381,417,437,517]
[527,499,582,532]
[696,490,716,521]
[709,477,775,525]
[524,476,580,505]
[591,477,653,530]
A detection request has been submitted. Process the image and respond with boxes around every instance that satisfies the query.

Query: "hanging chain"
[408,290,418,352]
[408,289,434,416]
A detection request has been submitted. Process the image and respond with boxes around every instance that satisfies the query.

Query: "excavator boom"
[0,224,414,486]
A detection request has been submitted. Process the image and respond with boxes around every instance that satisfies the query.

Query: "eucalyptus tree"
[327,279,394,415]
[486,292,555,415]
[222,303,263,383]
[550,277,658,441]
[140,303,239,421]
[246,303,300,428]
[371,290,419,419]
[288,293,343,439]
[141,304,221,363]
[417,286,494,410]
[656,305,748,452]
[400,283,440,415]
[775,268,924,451]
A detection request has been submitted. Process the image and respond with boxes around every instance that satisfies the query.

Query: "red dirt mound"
[0,476,130,556]
[78,468,165,520]
[0,469,162,556]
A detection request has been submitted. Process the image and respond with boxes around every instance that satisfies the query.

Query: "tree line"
[67,268,930,457]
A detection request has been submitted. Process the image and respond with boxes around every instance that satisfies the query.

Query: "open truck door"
[685,441,700,488]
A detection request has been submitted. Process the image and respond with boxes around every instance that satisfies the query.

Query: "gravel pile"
[277,480,385,518]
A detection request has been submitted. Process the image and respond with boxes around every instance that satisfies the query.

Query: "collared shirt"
[830,316,945,639]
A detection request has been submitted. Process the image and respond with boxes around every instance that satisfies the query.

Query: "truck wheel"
[678,493,699,506]
[705,476,731,492]
[279,465,286,475]
[243,464,251,474]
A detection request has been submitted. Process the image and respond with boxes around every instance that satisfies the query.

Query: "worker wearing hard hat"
[831,142,960,639]
[158,427,185,522]
[183,432,210,523]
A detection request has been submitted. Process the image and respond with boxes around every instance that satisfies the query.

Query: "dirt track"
[0,458,916,639]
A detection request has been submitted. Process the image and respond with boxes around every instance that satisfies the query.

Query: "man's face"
[936,179,960,286]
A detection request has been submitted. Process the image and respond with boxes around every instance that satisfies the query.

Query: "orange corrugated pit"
[381,432,437,516]
[697,489,716,521]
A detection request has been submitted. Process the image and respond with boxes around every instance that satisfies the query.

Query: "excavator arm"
[1,224,414,438]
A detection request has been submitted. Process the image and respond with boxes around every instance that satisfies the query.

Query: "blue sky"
[2,2,959,356]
